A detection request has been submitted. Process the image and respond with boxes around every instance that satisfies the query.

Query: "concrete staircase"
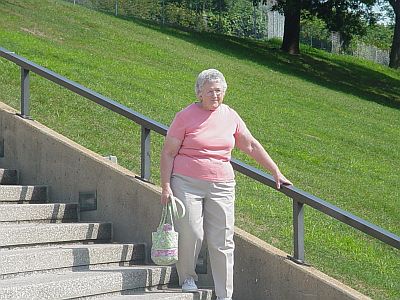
[0,168,213,300]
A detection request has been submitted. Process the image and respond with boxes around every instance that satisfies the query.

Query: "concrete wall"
[0,101,369,300]
[0,102,162,249]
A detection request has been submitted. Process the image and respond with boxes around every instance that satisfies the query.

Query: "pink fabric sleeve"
[233,111,251,140]
[167,114,185,141]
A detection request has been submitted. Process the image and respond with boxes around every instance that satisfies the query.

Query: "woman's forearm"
[160,152,175,191]
[160,136,182,203]
[246,139,292,189]
[248,140,280,175]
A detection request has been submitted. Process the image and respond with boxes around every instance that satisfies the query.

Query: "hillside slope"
[0,0,399,298]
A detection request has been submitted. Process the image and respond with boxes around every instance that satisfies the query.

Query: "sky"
[373,2,394,25]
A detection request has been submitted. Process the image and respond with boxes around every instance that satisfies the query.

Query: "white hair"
[195,69,227,97]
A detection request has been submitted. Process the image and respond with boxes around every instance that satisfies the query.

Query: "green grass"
[1,0,399,298]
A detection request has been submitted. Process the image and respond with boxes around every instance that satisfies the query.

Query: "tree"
[269,0,377,54]
[388,0,400,68]
[280,0,302,54]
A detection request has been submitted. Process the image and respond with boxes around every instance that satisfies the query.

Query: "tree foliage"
[300,11,332,50]
[356,23,394,49]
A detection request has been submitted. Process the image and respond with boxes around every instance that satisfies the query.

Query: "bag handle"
[169,194,186,220]
[157,204,171,230]
[157,195,186,230]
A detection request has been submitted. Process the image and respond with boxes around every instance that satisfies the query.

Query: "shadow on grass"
[111,13,400,110]
[170,29,400,110]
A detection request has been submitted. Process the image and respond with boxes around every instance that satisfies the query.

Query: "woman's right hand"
[161,186,173,205]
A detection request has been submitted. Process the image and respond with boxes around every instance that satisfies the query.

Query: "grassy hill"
[0,0,399,298]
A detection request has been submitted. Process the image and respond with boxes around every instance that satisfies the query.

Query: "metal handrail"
[1,47,398,264]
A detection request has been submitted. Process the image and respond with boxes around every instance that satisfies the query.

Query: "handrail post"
[141,126,151,181]
[289,199,306,264]
[19,67,31,119]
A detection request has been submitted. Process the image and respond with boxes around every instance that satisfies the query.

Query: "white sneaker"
[182,277,198,292]
[216,297,232,300]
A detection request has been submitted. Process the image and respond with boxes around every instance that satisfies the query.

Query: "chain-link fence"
[66,0,389,66]
[351,43,390,66]
[300,31,390,66]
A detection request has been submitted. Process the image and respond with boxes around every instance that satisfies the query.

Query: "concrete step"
[0,222,112,248]
[0,265,179,299]
[0,169,18,185]
[94,290,213,300]
[0,203,78,223]
[0,185,48,203]
[0,243,145,278]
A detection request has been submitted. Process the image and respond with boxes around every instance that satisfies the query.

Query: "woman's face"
[198,81,225,111]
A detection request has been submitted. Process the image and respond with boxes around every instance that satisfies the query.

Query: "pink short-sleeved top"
[167,103,250,182]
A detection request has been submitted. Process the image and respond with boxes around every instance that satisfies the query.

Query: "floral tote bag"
[151,195,185,266]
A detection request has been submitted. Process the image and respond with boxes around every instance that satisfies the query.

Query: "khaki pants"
[171,174,235,299]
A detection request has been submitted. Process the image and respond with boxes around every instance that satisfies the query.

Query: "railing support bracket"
[287,255,311,266]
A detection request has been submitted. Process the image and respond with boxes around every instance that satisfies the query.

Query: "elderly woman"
[160,69,291,300]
